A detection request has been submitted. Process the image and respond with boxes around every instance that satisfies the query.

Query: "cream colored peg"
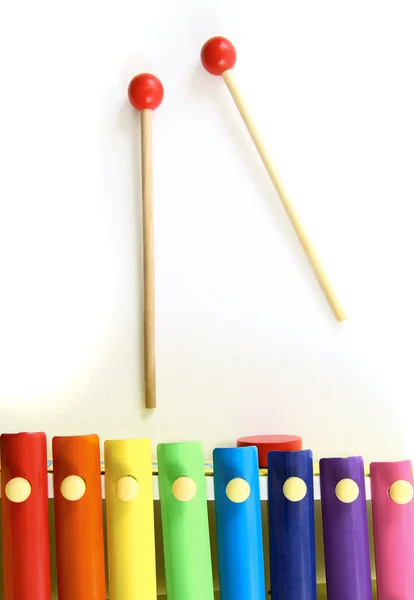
[115,476,140,502]
[61,475,86,501]
[172,476,197,502]
[389,480,414,505]
[5,477,32,503]
[283,477,307,502]
[335,478,359,503]
[226,477,251,503]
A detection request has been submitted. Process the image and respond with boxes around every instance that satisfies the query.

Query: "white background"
[1,0,413,462]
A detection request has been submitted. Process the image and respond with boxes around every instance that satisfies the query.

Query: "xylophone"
[1,433,414,600]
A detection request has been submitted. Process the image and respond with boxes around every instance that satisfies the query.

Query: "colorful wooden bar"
[268,449,316,600]
[213,446,266,600]
[157,441,214,600]
[1,432,51,600]
[320,456,372,600]
[104,438,157,599]
[370,461,414,600]
[52,434,106,600]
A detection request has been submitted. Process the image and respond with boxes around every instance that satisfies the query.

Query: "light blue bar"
[213,446,266,600]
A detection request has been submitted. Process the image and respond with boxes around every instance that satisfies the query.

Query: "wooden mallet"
[128,73,164,408]
[201,37,346,322]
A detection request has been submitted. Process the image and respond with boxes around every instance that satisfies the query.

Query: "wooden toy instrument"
[2,432,414,599]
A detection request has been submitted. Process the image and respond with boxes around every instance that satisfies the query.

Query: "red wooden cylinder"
[52,434,106,600]
[237,435,303,467]
[1,432,51,600]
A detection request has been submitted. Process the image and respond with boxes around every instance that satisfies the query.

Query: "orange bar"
[52,434,106,600]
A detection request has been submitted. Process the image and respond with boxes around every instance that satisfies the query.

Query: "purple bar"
[319,457,372,600]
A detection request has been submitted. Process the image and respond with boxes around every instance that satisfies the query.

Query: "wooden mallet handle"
[201,37,346,322]
[128,73,164,408]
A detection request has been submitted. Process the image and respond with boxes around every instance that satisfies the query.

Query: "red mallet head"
[128,73,164,111]
[201,36,237,76]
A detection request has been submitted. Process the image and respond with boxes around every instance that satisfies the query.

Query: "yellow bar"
[104,439,157,600]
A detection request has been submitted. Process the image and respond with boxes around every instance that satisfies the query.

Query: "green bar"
[157,441,214,600]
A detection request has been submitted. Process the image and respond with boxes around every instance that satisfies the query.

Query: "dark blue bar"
[268,449,316,600]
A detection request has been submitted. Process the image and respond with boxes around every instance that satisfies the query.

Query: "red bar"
[52,434,106,600]
[1,432,51,600]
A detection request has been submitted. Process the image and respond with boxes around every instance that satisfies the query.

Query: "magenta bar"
[370,461,414,600]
